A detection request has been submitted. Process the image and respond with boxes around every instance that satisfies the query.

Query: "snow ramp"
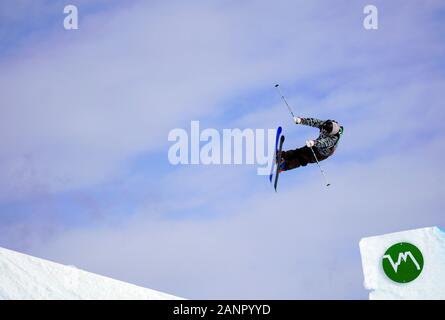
[359,226,445,299]
[0,246,181,300]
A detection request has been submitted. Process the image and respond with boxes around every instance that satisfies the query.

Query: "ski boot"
[276,151,287,173]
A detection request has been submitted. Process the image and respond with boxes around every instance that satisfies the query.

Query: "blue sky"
[0,0,445,299]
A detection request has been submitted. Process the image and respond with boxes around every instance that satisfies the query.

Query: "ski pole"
[274,84,296,120]
[310,147,331,187]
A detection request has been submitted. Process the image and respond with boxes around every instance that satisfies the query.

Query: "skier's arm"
[299,118,325,129]
[315,135,339,149]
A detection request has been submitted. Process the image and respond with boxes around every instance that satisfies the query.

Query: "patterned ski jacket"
[300,118,343,157]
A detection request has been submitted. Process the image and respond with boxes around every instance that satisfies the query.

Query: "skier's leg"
[299,146,330,165]
[299,146,316,166]
[280,148,303,171]
[280,146,331,172]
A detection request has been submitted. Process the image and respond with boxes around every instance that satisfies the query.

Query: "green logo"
[382,242,424,283]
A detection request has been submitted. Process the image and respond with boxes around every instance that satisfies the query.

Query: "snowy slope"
[359,226,445,299]
[0,246,181,300]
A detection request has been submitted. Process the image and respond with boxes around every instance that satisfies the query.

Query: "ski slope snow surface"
[0,246,181,300]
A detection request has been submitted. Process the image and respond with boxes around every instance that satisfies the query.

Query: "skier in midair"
[278,117,343,171]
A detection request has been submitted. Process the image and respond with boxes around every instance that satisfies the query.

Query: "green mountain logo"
[382,242,424,283]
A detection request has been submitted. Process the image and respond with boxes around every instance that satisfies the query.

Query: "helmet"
[321,120,340,135]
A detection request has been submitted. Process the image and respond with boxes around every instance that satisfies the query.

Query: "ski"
[273,135,285,192]
[269,126,283,183]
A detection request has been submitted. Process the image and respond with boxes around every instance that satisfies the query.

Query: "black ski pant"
[282,146,329,171]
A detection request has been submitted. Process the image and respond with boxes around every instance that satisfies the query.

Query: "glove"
[293,117,303,124]
[306,140,315,148]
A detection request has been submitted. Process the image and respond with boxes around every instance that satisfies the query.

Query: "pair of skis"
[269,126,285,192]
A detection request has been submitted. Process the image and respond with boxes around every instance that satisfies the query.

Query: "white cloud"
[27,135,445,298]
